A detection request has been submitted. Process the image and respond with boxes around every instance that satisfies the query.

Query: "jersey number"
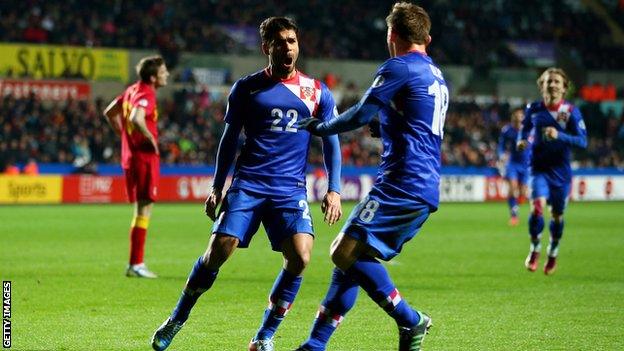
[428,80,449,137]
[271,108,298,133]
[299,200,311,221]
[358,199,380,223]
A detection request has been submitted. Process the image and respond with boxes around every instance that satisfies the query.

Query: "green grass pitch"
[2,201,623,350]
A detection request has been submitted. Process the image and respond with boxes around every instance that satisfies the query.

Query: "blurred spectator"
[23,158,39,175]
[3,159,20,175]
[1,88,623,170]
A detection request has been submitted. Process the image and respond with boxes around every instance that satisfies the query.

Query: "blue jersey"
[498,124,530,166]
[362,52,448,209]
[520,100,587,186]
[224,69,339,195]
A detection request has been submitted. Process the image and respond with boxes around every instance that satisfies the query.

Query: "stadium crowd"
[1,0,623,69]
[1,89,623,172]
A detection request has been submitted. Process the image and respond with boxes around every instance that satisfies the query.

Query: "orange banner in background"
[0,175,62,204]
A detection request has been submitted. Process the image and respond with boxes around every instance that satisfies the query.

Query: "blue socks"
[346,256,419,327]
[301,257,420,351]
[254,269,302,340]
[548,220,564,257]
[528,213,544,251]
[171,256,218,323]
[508,196,518,217]
[301,268,359,350]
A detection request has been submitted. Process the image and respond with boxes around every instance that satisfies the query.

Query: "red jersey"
[116,81,159,169]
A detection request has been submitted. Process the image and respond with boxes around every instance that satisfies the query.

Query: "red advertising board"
[62,175,218,203]
[0,79,91,100]
[159,176,214,201]
[63,175,127,203]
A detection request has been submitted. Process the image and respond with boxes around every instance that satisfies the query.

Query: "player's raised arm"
[103,96,123,136]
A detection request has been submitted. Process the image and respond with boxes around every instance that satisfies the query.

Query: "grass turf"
[1,201,623,350]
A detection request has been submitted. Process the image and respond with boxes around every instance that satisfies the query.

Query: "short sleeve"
[132,92,155,116]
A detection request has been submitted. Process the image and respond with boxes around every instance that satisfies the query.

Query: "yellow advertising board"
[0,43,129,82]
[0,176,62,204]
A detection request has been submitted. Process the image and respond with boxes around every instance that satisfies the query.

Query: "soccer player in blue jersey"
[151,17,342,351]
[517,67,587,275]
[497,108,530,226]
[296,3,447,350]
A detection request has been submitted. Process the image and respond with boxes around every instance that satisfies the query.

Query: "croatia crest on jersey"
[283,73,322,116]
[556,111,570,128]
[300,86,316,101]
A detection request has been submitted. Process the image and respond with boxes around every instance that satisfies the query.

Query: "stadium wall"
[1,168,623,204]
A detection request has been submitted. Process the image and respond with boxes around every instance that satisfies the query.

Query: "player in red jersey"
[103,55,169,278]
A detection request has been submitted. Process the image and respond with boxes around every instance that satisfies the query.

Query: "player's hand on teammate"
[297,117,322,135]
[543,127,559,141]
[321,191,342,226]
[205,188,223,221]
[368,118,381,138]
[517,140,528,151]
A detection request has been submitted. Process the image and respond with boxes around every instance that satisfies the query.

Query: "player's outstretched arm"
[103,97,122,136]
[298,96,383,136]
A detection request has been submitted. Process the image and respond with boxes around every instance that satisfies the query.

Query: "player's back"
[226,69,332,195]
[367,52,448,210]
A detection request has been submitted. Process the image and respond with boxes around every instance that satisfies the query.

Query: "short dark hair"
[386,2,431,44]
[136,55,165,83]
[259,17,298,45]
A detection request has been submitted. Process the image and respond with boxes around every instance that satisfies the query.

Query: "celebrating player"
[103,55,169,278]
[296,3,446,350]
[151,17,342,351]
[517,67,587,275]
[497,107,530,226]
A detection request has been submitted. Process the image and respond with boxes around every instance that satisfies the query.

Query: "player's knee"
[531,199,544,216]
[286,252,310,275]
[204,235,238,269]
[331,249,355,271]
[551,212,563,223]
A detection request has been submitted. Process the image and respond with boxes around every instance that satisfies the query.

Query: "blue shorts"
[505,162,529,185]
[531,174,570,214]
[212,188,314,251]
[341,183,431,261]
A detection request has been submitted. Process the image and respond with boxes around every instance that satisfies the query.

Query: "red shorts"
[123,157,159,203]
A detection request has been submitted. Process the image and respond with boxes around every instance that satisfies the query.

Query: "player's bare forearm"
[130,107,159,154]
[103,99,122,136]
